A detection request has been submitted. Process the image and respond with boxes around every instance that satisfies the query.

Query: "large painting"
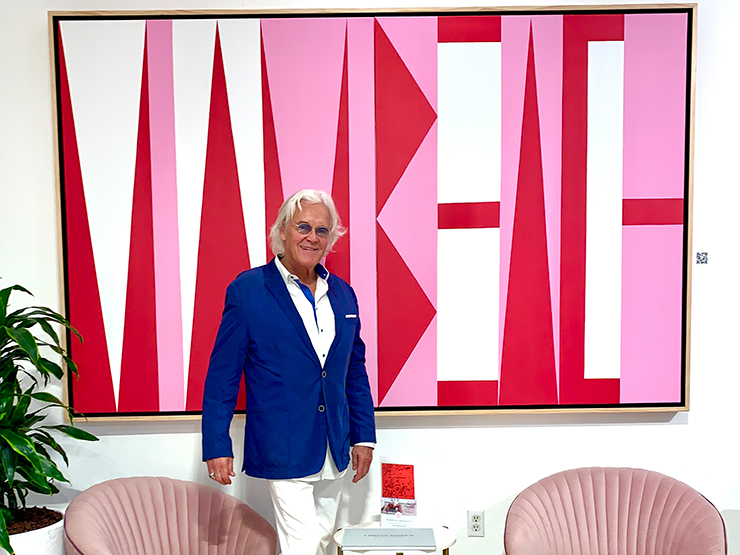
[51,6,695,416]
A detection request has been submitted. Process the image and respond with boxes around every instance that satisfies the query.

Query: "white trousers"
[268,477,344,555]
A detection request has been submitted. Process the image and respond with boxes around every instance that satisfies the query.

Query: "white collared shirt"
[275,256,336,369]
[274,257,343,480]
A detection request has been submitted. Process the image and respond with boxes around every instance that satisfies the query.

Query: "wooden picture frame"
[50,4,697,418]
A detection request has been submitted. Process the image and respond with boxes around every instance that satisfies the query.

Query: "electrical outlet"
[467,510,485,537]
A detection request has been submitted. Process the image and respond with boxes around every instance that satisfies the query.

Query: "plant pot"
[1,515,65,555]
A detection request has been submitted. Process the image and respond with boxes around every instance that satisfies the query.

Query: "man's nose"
[305,228,319,241]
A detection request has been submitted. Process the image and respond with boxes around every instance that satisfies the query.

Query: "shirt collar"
[275,256,329,286]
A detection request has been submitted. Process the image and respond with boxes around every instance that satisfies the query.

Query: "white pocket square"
[345,314,358,319]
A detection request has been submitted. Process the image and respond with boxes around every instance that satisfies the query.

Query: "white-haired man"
[202,189,376,555]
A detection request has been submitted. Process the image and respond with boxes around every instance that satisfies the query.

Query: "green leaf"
[0,509,14,555]
[39,345,79,376]
[0,444,16,485]
[30,432,68,466]
[0,291,9,327]
[11,395,31,425]
[23,413,47,429]
[0,284,32,322]
[5,328,38,363]
[34,319,60,346]
[17,308,80,341]
[48,425,98,442]
[1,284,32,296]
[6,307,65,325]
[30,391,64,406]
[36,358,63,381]
[38,455,68,483]
[0,429,42,470]
[63,354,78,376]
[0,395,11,420]
[15,469,53,495]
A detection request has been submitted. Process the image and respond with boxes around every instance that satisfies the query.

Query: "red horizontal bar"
[623,198,684,225]
[438,202,500,229]
[438,16,501,43]
[438,380,499,406]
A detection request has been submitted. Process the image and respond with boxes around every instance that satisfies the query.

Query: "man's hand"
[351,445,373,483]
[206,456,236,485]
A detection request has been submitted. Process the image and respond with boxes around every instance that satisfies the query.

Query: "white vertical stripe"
[438,42,501,204]
[172,19,217,384]
[585,41,624,380]
[219,19,266,268]
[61,20,146,406]
[437,228,499,381]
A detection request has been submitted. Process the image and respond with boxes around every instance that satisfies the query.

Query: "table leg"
[337,548,342,555]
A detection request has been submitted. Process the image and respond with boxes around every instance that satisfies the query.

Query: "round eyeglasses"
[294,222,330,238]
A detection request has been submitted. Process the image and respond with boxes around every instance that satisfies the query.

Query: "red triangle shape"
[58,28,117,413]
[186,27,250,411]
[326,27,351,283]
[499,26,558,406]
[374,20,437,213]
[262,28,284,258]
[118,32,160,412]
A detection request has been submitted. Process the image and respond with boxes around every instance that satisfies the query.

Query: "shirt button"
[322,353,326,358]
[322,371,327,378]
[318,405,325,412]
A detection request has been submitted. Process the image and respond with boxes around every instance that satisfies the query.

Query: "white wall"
[2,0,739,553]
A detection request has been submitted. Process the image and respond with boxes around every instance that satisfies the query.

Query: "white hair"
[269,189,346,256]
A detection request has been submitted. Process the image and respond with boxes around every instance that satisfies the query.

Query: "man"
[202,189,376,555]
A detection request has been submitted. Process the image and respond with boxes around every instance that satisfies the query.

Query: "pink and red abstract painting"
[52,7,694,416]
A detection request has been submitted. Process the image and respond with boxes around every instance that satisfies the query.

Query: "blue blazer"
[201,258,377,480]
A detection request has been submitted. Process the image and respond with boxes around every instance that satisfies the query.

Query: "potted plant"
[0,284,97,554]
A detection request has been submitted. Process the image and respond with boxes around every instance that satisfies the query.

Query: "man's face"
[279,202,331,274]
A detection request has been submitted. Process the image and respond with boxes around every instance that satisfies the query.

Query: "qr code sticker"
[696,252,708,264]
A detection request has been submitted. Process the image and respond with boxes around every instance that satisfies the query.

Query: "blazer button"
[322,371,327,378]
[318,405,325,412]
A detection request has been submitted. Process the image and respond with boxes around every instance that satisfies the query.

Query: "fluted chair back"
[504,467,726,555]
[64,476,277,555]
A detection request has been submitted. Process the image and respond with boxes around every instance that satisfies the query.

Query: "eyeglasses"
[294,222,330,238]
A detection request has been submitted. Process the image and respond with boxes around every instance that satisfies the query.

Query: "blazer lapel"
[325,275,347,364]
[263,259,319,362]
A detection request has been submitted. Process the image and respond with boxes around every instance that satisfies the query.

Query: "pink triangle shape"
[261,18,346,198]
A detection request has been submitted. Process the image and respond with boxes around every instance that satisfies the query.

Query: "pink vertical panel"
[499,17,530,370]
[375,15,437,404]
[532,16,563,382]
[348,18,378,404]
[376,17,438,111]
[261,18,347,199]
[498,26,558,405]
[147,19,185,411]
[376,16,438,405]
[623,13,688,199]
[621,226,683,403]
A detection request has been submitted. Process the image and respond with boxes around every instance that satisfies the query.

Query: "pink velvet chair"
[63,476,277,555]
[504,467,726,555]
